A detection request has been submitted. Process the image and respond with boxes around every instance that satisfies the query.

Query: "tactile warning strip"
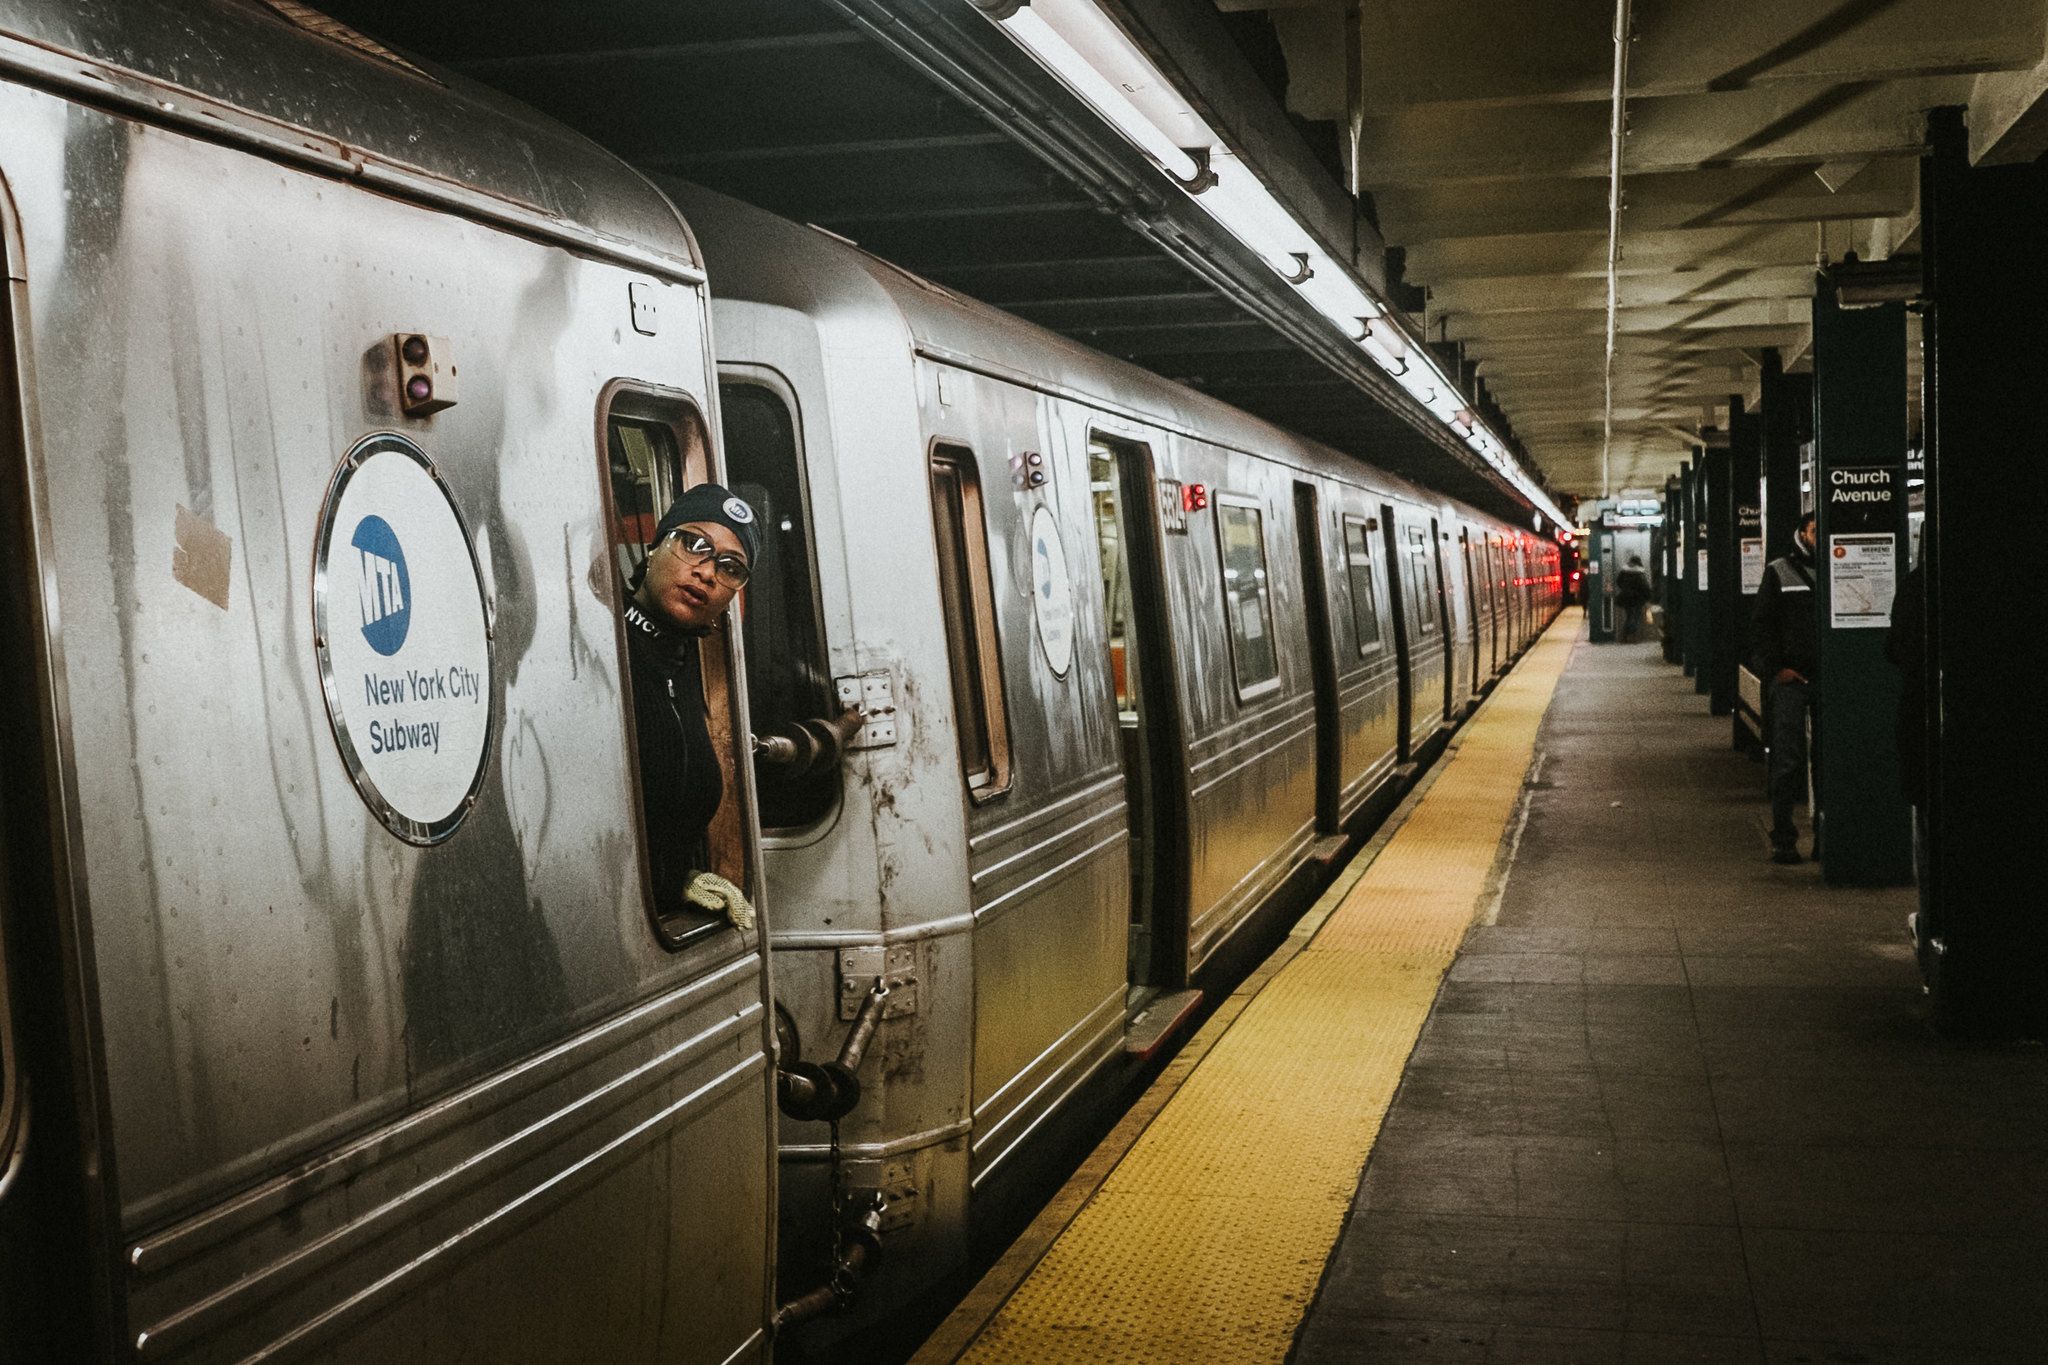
[942,610,1583,1365]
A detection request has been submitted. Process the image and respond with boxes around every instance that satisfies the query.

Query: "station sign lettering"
[1825,465,1897,534]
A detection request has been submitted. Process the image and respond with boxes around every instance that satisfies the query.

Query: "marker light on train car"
[1182,483,1208,512]
[393,333,458,415]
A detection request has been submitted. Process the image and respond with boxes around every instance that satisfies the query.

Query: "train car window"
[929,446,1012,800]
[609,414,684,583]
[1341,516,1382,654]
[602,387,749,950]
[720,378,837,831]
[1216,496,1281,700]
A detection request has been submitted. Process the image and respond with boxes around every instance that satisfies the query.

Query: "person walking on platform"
[1614,555,1652,642]
[1752,512,1820,864]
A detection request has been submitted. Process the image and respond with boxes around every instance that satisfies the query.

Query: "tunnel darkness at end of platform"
[314,0,1530,522]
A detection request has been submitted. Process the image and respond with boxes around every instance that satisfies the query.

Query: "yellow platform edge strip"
[942,609,1584,1365]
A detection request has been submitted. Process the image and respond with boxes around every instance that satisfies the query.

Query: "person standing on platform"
[1752,512,1820,864]
[1614,555,1653,642]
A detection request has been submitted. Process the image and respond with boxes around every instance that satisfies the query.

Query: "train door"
[1089,434,1190,995]
[1460,527,1483,695]
[1427,517,1454,723]
[1494,536,1515,655]
[1293,482,1341,835]
[1379,504,1414,763]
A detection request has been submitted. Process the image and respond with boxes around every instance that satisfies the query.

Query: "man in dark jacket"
[1751,512,1820,863]
[1614,555,1653,642]
[627,483,760,929]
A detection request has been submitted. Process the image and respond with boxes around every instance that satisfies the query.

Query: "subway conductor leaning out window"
[624,483,760,932]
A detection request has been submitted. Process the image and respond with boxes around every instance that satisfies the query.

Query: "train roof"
[665,179,1525,535]
[0,0,698,275]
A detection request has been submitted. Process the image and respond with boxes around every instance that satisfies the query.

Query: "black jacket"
[625,602,723,917]
[1750,538,1820,684]
[1615,567,1652,607]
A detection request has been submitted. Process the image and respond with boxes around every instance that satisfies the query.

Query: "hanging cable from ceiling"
[1602,0,1633,500]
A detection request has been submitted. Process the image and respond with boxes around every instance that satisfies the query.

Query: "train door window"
[1341,516,1382,654]
[603,386,748,950]
[929,445,1012,800]
[1090,446,1137,716]
[1404,526,1438,635]
[1215,494,1281,700]
[720,376,838,831]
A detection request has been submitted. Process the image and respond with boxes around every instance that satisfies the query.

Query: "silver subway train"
[0,3,776,1361]
[664,184,1561,1337]
[0,3,1559,1360]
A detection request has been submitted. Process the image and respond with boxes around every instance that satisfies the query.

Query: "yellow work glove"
[685,870,756,933]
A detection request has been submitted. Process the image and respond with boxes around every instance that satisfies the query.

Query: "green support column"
[1759,349,1811,566]
[1918,106,2048,1035]
[1704,439,1735,715]
[1686,448,1711,693]
[1660,474,1682,664]
[1810,270,1911,886]
[1586,503,1613,643]
[1730,398,1764,748]
[1678,460,1700,677]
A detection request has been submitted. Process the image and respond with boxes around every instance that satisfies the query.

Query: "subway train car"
[667,182,1561,1333]
[0,3,778,1361]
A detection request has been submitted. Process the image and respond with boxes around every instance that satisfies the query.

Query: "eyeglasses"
[661,529,751,589]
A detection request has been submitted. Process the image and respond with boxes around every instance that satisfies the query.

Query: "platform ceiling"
[316,0,2048,510]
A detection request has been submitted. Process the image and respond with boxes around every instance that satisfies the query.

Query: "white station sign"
[315,434,495,844]
[1030,504,1075,677]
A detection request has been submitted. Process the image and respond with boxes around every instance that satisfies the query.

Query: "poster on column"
[1828,534,1897,629]
[1740,538,1765,593]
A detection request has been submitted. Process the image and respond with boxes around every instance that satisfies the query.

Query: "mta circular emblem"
[723,495,755,524]
[313,433,496,845]
[351,514,412,656]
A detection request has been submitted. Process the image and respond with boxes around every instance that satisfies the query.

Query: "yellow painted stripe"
[947,609,1583,1365]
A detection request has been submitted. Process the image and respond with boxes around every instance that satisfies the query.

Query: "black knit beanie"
[654,482,761,567]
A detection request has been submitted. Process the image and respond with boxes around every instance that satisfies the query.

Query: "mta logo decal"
[353,515,411,657]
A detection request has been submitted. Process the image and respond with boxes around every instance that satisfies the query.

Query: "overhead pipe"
[1602,0,1634,499]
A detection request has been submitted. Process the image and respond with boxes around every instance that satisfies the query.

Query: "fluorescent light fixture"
[1003,9,1202,183]
[986,0,1571,532]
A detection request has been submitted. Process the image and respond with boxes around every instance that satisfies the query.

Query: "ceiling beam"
[1356,76,1969,185]
[1355,0,2043,110]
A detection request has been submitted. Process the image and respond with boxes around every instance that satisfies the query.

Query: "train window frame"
[1212,491,1283,703]
[717,366,840,839]
[928,443,1013,802]
[1339,514,1383,656]
[1403,523,1440,636]
[596,379,757,953]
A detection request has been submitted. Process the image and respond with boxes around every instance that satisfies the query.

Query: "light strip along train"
[662,183,1561,1344]
[0,3,1559,1361]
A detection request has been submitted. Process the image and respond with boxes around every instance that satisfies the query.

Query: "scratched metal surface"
[5,71,770,1362]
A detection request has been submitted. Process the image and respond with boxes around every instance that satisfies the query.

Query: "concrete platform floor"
[1294,637,2048,1365]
